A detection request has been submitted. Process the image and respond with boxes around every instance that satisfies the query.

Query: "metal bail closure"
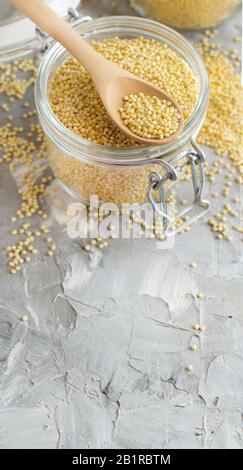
[147,137,210,235]
[147,160,178,232]
[35,26,52,52]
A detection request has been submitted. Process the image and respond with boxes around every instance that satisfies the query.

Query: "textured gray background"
[0,0,243,449]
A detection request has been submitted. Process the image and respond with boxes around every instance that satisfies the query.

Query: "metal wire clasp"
[147,137,210,235]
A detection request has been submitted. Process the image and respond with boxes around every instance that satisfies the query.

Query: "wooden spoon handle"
[11,0,101,74]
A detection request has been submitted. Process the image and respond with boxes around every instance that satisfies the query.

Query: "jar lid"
[0,0,81,60]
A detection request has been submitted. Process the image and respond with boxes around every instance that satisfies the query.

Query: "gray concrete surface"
[0,0,243,449]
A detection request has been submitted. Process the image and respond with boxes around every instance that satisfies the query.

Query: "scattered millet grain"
[198,41,243,175]
[0,58,62,274]
[20,314,29,322]
[130,0,240,29]
[196,31,243,241]
[193,323,205,332]
[190,344,198,352]
[0,60,35,99]
[185,365,193,373]
[198,325,205,332]
[84,244,92,252]
[197,292,205,300]
[119,93,181,140]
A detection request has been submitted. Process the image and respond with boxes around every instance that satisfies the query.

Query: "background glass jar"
[0,0,81,60]
[130,0,241,30]
[35,15,210,234]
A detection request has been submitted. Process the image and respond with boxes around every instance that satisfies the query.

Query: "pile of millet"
[119,93,181,140]
[196,32,243,240]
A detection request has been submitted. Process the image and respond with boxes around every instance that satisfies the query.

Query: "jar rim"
[35,15,209,165]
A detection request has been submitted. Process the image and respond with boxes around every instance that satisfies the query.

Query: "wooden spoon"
[12,0,184,146]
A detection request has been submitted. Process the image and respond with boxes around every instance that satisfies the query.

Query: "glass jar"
[130,0,241,30]
[0,0,82,60]
[35,15,210,235]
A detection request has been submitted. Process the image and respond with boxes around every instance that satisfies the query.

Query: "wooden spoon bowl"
[105,76,184,145]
